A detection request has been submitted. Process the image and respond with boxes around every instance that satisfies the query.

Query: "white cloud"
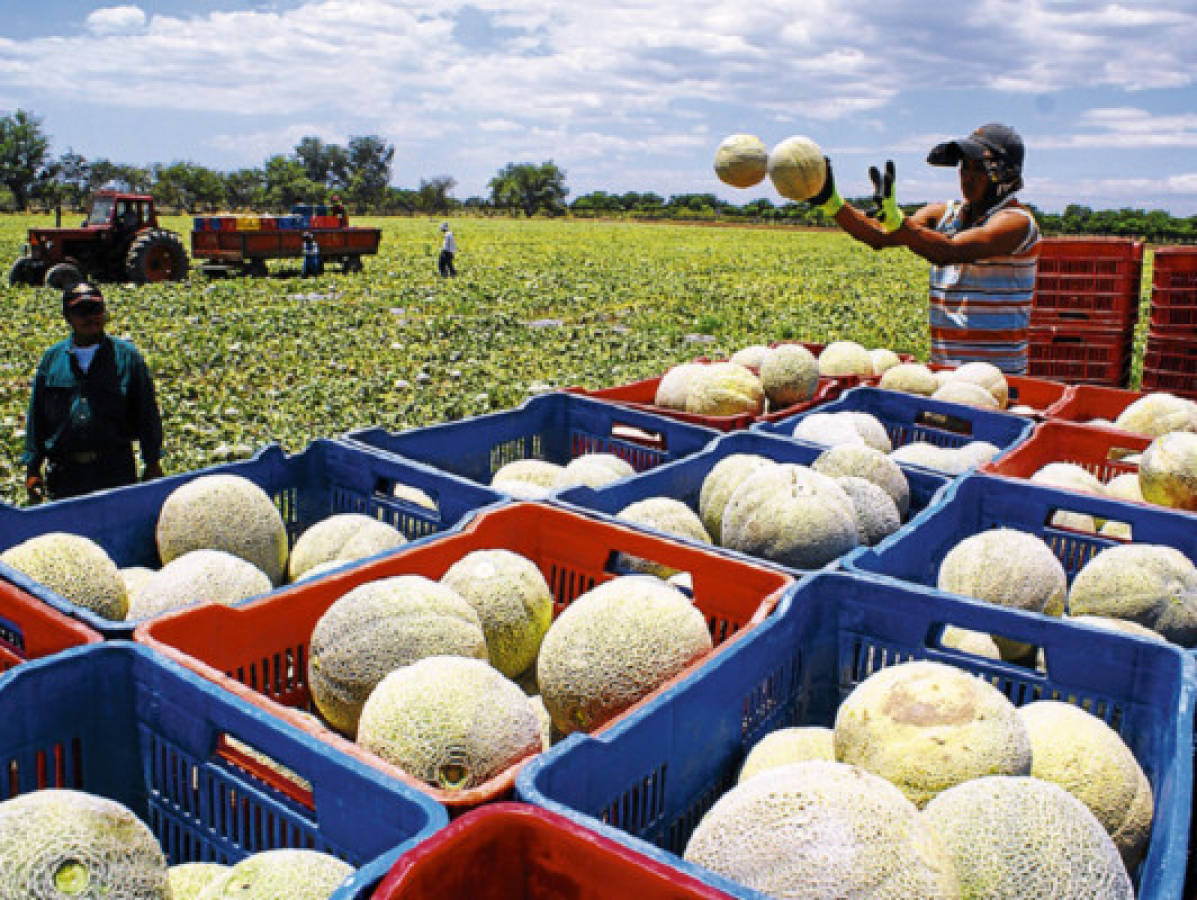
[0,1,1194,210]
[86,5,148,36]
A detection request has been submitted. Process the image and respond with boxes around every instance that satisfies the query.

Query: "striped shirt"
[928,197,1040,374]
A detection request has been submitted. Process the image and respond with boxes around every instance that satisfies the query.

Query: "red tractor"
[8,190,189,288]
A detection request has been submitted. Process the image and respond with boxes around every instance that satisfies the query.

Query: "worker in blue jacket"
[21,282,163,502]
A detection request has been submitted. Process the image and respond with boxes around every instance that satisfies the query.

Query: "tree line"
[3,108,1195,239]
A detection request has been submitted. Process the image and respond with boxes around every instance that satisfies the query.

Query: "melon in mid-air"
[767,135,828,201]
[714,134,768,189]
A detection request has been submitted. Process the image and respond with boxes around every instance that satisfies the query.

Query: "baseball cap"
[62,282,104,313]
[927,124,1024,170]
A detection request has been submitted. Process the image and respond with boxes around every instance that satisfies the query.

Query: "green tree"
[85,159,152,194]
[345,135,394,211]
[295,135,349,189]
[263,155,325,209]
[489,161,568,217]
[0,109,51,210]
[416,175,456,213]
[223,168,266,210]
[153,161,227,212]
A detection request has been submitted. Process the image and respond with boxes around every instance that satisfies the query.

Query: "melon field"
[0,214,1153,505]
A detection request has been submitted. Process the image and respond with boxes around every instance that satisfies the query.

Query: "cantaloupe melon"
[760,344,819,408]
[288,514,406,582]
[937,529,1067,660]
[0,789,170,897]
[127,549,271,619]
[357,655,541,790]
[1017,700,1152,871]
[196,849,352,900]
[685,761,960,898]
[714,135,768,189]
[537,576,711,735]
[156,474,288,586]
[1,532,127,619]
[922,776,1133,899]
[720,464,857,568]
[737,727,835,783]
[440,549,553,678]
[308,575,488,736]
[834,660,1031,808]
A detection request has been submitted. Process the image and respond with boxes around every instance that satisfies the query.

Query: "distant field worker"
[438,222,457,277]
[812,124,1040,373]
[302,231,323,277]
[21,283,163,503]
[329,193,348,227]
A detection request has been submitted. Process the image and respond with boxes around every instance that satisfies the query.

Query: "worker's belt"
[54,445,132,465]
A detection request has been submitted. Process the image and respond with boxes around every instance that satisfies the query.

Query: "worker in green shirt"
[20,282,164,503]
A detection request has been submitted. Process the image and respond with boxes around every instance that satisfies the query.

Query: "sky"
[1,1,1195,214]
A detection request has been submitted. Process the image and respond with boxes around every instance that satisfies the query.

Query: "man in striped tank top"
[810,124,1040,374]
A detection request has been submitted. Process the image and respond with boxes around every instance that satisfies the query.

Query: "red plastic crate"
[371,803,731,899]
[1151,246,1197,299]
[1143,333,1197,378]
[1028,323,1132,386]
[569,374,843,431]
[1141,368,1197,400]
[980,419,1150,485]
[1031,237,1143,327]
[135,502,792,813]
[1148,303,1197,333]
[0,579,100,674]
[1041,383,1144,424]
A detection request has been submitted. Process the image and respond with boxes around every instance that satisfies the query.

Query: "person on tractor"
[21,283,164,503]
[329,194,348,227]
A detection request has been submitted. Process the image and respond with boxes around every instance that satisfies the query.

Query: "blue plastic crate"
[517,571,1195,899]
[0,439,504,637]
[845,471,1197,596]
[0,642,447,898]
[346,393,719,498]
[755,386,1033,471]
[554,430,951,576]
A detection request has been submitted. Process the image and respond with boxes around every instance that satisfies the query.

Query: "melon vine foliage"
[0,214,935,504]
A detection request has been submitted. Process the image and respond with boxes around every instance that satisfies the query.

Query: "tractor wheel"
[8,257,45,286]
[342,255,364,274]
[44,262,84,291]
[125,229,189,284]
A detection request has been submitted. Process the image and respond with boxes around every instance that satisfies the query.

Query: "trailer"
[191,218,381,277]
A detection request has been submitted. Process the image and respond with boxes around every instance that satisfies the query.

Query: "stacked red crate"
[1143,247,1197,399]
[1027,237,1143,387]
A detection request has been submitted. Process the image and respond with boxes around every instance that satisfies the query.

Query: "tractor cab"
[86,193,156,230]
